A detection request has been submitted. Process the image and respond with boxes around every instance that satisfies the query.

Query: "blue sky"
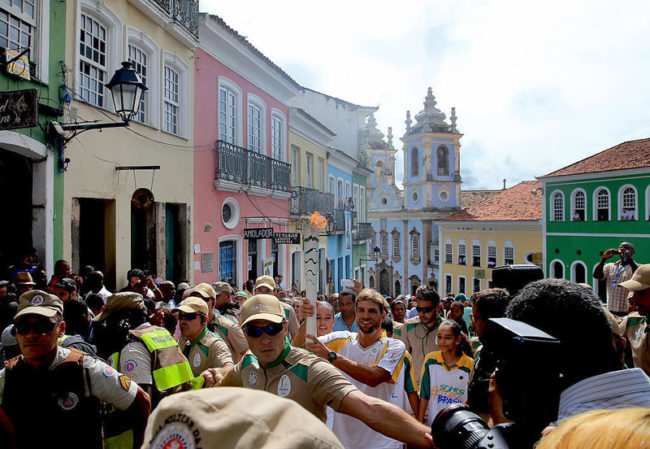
[202,0,650,190]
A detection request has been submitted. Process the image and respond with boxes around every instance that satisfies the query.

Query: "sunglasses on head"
[179,313,201,321]
[13,319,58,336]
[242,322,284,338]
[416,305,435,313]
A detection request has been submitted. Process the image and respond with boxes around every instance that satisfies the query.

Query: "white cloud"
[201,0,650,189]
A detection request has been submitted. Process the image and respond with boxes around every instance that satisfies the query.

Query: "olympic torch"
[304,212,328,336]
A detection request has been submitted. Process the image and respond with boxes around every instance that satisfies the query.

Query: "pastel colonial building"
[63,0,198,289]
[194,14,299,286]
[538,138,650,301]
[436,181,543,296]
[367,88,462,296]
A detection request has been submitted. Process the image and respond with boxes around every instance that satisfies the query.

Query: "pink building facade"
[193,14,299,287]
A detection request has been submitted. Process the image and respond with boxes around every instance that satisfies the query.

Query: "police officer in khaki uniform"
[176,297,234,377]
[0,291,151,449]
[254,275,300,338]
[214,294,434,448]
[185,283,249,361]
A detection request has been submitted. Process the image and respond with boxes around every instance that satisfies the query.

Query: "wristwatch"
[327,351,337,363]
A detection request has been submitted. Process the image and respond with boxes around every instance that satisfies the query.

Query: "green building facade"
[0,0,66,277]
[539,139,650,301]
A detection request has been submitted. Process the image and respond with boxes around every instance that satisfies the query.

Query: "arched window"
[444,238,453,264]
[618,185,637,221]
[472,239,481,267]
[395,280,401,296]
[380,232,388,258]
[594,188,610,221]
[487,239,497,268]
[392,229,401,261]
[646,185,650,220]
[551,191,564,221]
[437,145,449,176]
[503,240,515,265]
[571,261,587,284]
[411,233,420,261]
[457,239,467,265]
[571,189,586,222]
[550,260,564,279]
[369,275,375,289]
[411,147,419,177]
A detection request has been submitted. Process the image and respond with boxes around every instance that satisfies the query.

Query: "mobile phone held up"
[341,279,355,288]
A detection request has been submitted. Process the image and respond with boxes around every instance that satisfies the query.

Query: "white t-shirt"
[320,330,405,449]
[419,351,474,426]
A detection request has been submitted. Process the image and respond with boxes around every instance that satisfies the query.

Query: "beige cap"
[240,294,285,327]
[175,297,208,315]
[93,292,145,322]
[14,271,36,286]
[255,275,276,291]
[144,387,344,449]
[184,283,217,300]
[620,264,650,291]
[213,281,232,294]
[15,290,63,319]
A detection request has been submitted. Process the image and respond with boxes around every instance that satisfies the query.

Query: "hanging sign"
[0,88,38,130]
[244,227,274,239]
[273,232,300,244]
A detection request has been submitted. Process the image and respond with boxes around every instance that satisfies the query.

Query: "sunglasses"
[13,319,58,335]
[179,313,201,321]
[416,305,435,313]
[242,322,284,338]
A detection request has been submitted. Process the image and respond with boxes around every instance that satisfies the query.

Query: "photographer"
[593,242,638,316]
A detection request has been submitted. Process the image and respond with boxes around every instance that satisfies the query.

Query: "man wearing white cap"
[176,297,234,378]
[213,294,434,448]
[0,290,150,449]
[619,264,650,376]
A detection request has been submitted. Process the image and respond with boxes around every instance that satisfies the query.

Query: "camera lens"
[432,404,491,449]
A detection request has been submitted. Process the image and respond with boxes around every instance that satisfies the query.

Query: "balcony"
[291,187,334,217]
[215,140,292,195]
[149,0,199,37]
[353,222,373,244]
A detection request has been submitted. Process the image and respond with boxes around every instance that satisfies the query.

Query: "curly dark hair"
[506,279,621,388]
[415,286,440,306]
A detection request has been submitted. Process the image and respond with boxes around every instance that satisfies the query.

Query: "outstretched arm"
[338,390,433,448]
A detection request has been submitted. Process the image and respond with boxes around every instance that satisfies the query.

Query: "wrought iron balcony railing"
[149,0,198,37]
[353,222,373,244]
[290,186,335,217]
[215,140,291,192]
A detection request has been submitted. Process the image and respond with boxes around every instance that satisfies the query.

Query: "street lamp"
[48,61,148,171]
[361,246,381,263]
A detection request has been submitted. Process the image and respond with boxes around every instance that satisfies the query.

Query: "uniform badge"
[124,360,137,373]
[58,392,79,410]
[277,374,292,397]
[103,365,115,377]
[119,375,132,391]
[634,327,644,343]
[30,295,44,305]
[193,353,201,367]
[248,368,258,386]
[151,422,195,449]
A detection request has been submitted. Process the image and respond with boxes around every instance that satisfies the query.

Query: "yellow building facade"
[62,0,197,289]
[288,107,333,292]
[436,181,543,296]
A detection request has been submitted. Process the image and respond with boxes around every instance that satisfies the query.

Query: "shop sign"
[273,232,300,244]
[244,227,274,239]
[0,88,38,130]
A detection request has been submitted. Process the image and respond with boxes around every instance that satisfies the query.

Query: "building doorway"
[379,269,389,296]
[131,200,156,275]
[74,198,116,290]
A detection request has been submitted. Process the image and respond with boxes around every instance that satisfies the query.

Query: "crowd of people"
[0,241,648,449]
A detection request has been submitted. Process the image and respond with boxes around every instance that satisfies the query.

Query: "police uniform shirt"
[179,328,233,377]
[120,323,154,385]
[282,302,300,337]
[392,321,404,337]
[619,313,649,376]
[221,341,357,422]
[419,351,474,426]
[211,314,249,359]
[398,315,442,387]
[0,346,138,410]
[320,330,406,449]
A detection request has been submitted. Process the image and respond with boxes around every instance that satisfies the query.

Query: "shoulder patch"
[288,363,309,383]
[119,375,131,391]
[241,353,258,370]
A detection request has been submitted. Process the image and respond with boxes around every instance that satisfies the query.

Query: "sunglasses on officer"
[242,321,285,338]
[179,312,203,321]
[416,305,435,313]
[13,319,58,336]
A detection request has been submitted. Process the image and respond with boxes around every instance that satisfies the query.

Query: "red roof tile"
[542,138,650,177]
[460,190,500,209]
[442,181,542,222]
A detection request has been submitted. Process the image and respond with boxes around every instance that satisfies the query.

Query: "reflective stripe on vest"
[139,330,179,351]
[191,375,205,390]
[153,361,195,391]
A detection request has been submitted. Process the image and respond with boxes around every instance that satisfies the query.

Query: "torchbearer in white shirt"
[307,288,417,449]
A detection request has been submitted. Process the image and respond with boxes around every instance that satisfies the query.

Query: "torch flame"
[309,211,328,229]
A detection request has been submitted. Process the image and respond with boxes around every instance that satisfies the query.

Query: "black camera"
[431,318,561,449]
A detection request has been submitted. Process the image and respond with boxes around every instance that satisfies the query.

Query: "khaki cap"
[240,294,285,327]
[213,281,232,294]
[255,275,276,291]
[15,290,63,319]
[175,297,208,315]
[15,271,36,286]
[620,264,650,291]
[93,292,145,322]
[144,387,344,449]
[184,283,217,301]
